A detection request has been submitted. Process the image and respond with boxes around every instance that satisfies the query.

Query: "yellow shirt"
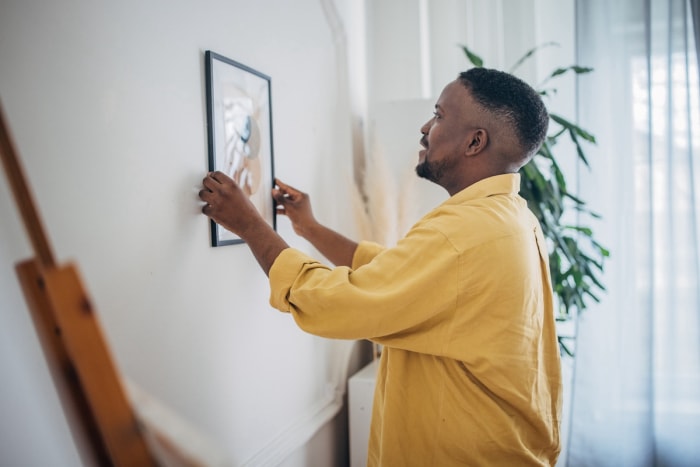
[269,174,562,466]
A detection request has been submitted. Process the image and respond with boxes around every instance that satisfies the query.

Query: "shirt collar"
[442,173,521,206]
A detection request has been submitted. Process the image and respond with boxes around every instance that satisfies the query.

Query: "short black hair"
[458,68,548,159]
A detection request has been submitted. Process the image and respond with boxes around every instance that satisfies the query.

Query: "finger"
[199,189,213,202]
[202,175,219,190]
[271,188,287,203]
[215,170,244,190]
[274,184,302,204]
[209,171,229,183]
[274,178,300,195]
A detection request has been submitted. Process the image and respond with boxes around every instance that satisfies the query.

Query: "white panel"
[366,0,423,103]
[349,360,378,467]
[429,0,470,98]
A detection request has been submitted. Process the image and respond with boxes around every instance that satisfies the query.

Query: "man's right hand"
[272,179,319,238]
[271,178,359,267]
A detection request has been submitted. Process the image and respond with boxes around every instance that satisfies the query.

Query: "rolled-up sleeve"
[267,227,460,346]
[269,248,322,313]
[269,241,386,313]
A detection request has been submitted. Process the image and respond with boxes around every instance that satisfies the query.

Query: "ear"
[464,128,488,156]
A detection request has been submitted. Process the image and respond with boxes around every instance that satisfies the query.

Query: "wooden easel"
[0,104,158,466]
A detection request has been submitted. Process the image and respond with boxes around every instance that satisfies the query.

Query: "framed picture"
[205,50,276,246]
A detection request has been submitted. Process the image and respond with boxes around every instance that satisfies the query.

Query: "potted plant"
[461,43,609,356]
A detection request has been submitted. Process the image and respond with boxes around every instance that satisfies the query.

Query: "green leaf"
[565,225,594,236]
[548,155,568,189]
[563,192,585,205]
[569,130,591,168]
[459,45,483,68]
[509,41,559,74]
[592,240,611,257]
[550,113,597,143]
[549,65,594,79]
[571,65,595,74]
[558,336,575,357]
[539,65,595,89]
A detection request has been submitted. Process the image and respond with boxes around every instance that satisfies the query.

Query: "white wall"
[0,0,369,465]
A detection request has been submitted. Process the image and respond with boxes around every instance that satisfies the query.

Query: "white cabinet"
[348,359,378,467]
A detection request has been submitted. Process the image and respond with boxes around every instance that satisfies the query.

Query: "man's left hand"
[199,171,262,239]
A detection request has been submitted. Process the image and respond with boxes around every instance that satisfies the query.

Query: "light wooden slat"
[15,259,111,467]
[42,263,157,466]
[0,103,56,267]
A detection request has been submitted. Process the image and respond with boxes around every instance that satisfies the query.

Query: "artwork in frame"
[205,50,276,246]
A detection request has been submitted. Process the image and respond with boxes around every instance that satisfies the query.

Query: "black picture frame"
[205,50,276,246]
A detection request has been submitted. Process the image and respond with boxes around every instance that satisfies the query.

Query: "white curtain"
[568,0,700,465]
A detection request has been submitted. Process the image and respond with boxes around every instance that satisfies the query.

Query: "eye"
[432,111,441,120]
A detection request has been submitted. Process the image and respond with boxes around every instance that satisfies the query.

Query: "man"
[199,67,562,466]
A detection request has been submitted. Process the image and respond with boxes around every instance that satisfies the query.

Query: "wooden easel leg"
[16,259,112,467]
[41,262,156,466]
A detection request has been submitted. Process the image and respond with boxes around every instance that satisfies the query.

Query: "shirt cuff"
[269,247,319,312]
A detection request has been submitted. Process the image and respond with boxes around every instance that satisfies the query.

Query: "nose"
[420,118,431,135]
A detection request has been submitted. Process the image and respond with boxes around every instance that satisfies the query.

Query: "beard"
[415,156,450,183]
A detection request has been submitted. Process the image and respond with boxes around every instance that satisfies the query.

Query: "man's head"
[417,68,548,195]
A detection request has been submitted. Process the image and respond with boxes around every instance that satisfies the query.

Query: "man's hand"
[199,171,263,240]
[272,179,319,238]
[199,171,288,276]
[272,178,358,267]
